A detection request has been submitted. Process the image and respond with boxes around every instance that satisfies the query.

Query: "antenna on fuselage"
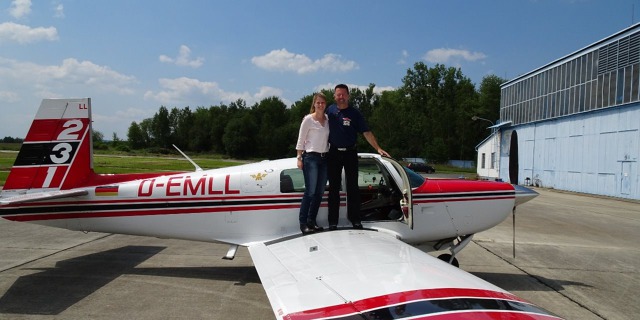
[172,144,203,172]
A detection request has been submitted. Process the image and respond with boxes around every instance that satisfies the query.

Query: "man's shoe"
[352,223,363,229]
[300,224,314,234]
[329,225,337,231]
[308,224,324,232]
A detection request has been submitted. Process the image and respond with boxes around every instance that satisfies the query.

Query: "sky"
[1,0,639,139]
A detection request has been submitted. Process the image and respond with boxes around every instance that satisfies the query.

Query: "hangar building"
[476,23,640,200]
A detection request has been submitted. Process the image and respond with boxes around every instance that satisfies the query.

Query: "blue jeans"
[299,152,328,225]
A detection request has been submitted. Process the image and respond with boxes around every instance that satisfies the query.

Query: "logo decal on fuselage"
[251,172,268,181]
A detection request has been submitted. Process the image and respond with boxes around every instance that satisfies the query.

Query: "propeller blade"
[512,207,516,259]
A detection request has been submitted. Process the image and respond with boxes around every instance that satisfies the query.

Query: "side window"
[358,158,386,188]
[280,169,305,193]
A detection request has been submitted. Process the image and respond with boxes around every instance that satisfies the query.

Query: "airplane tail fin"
[3,98,94,193]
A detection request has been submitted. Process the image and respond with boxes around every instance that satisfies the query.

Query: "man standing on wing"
[326,84,390,230]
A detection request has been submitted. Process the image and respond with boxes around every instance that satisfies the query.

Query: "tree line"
[125,62,504,163]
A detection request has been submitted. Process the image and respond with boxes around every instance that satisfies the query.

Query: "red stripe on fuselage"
[0,193,340,222]
[414,196,515,204]
[416,179,515,194]
[3,203,306,222]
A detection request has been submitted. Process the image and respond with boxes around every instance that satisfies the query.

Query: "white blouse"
[295,114,330,153]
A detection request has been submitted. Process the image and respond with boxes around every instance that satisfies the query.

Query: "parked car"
[401,158,436,174]
[405,161,436,174]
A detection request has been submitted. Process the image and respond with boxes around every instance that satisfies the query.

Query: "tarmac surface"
[0,187,638,319]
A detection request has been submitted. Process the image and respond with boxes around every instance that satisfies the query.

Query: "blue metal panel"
[499,103,640,200]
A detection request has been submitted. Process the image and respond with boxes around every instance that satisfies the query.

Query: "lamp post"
[472,115,499,180]
[471,115,494,127]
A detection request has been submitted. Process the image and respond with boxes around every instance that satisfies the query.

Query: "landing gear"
[437,253,459,268]
[433,234,474,268]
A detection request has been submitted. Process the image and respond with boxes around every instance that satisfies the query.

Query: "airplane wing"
[0,189,88,205]
[249,230,560,319]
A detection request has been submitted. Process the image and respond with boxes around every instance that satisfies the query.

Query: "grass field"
[0,153,12,186]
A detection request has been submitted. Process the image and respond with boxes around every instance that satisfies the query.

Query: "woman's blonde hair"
[309,92,327,114]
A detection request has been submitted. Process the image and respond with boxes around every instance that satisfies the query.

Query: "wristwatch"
[297,155,302,160]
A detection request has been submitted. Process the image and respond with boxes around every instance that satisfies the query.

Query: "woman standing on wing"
[295,93,330,234]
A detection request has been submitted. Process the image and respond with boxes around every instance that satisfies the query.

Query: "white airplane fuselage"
[2,155,521,250]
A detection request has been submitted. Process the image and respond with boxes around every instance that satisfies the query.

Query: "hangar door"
[509,130,519,184]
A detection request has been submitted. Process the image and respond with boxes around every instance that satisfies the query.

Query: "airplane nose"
[513,184,539,206]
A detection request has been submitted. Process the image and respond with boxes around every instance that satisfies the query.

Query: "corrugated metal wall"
[499,104,640,200]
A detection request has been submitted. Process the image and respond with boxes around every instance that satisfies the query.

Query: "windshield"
[403,167,425,188]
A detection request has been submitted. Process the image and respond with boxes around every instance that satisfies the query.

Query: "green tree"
[139,118,153,147]
[397,62,479,161]
[152,106,171,148]
[370,89,409,157]
[127,121,147,149]
[253,97,289,159]
[223,113,258,158]
[92,130,104,144]
[208,105,229,153]
[92,129,108,150]
[477,74,505,125]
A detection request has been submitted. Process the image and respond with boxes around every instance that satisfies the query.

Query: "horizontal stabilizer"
[0,189,88,205]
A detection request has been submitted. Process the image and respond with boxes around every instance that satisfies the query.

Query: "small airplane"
[0,98,560,319]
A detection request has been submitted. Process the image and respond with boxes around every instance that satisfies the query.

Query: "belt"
[331,145,357,152]
[305,151,327,157]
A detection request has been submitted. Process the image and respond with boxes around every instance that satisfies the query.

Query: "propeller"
[512,207,516,258]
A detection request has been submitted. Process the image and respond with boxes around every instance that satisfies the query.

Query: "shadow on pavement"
[471,271,592,292]
[0,245,262,315]
[0,245,163,315]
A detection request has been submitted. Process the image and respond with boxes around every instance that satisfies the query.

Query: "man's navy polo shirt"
[326,104,369,148]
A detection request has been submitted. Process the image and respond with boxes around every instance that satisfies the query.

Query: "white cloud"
[0,57,137,96]
[0,22,58,44]
[54,3,65,18]
[159,45,204,68]
[423,48,487,64]
[398,50,409,65]
[143,77,288,106]
[144,77,236,105]
[251,49,358,74]
[93,107,155,132]
[0,90,20,102]
[9,0,31,19]
[253,86,283,101]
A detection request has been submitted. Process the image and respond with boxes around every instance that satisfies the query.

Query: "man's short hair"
[334,84,349,92]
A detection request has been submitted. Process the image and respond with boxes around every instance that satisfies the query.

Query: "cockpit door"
[362,155,414,229]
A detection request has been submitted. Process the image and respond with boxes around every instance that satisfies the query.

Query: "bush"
[115,144,131,152]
